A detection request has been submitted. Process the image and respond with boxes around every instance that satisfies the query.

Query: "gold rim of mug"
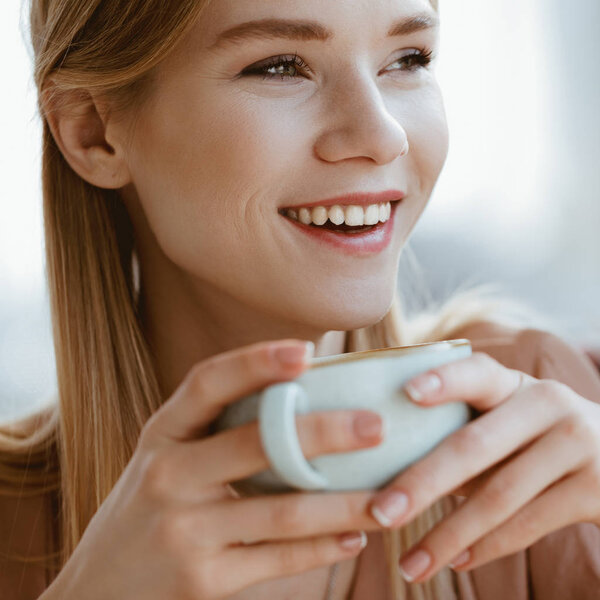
[308,339,471,370]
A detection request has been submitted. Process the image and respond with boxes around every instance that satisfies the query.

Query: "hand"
[45,340,384,600]
[368,352,600,583]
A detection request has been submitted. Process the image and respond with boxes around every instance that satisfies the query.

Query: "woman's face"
[120,0,448,335]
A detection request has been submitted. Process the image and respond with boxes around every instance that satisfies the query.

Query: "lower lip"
[280,202,399,256]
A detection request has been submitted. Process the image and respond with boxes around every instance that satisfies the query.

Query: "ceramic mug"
[214,339,472,496]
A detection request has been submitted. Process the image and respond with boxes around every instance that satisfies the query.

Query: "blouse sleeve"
[455,323,600,404]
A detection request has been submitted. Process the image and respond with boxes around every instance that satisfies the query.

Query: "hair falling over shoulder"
[3,0,212,577]
[1,0,510,598]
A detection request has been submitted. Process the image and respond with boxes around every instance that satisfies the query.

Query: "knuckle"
[185,361,215,399]
[242,342,280,378]
[184,344,273,407]
[478,478,511,512]
[278,542,301,573]
[418,469,438,499]
[152,509,191,550]
[256,343,277,372]
[558,415,587,441]
[338,493,360,522]
[310,412,331,446]
[534,379,573,411]
[180,559,218,599]
[271,497,305,533]
[493,510,537,553]
[150,531,219,598]
[137,421,157,450]
[514,511,540,544]
[469,352,500,376]
[558,414,600,459]
[480,529,511,559]
[432,521,464,557]
[304,412,342,453]
[450,422,489,457]
[278,538,330,574]
[471,352,495,368]
[311,536,335,565]
[236,346,262,378]
[138,412,168,449]
[223,344,272,382]
[138,450,174,502]
[404,465,438,506]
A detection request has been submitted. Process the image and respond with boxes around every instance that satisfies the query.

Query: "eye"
[238,47,434,82]
[240,53,311,81]
[384,48,434,73]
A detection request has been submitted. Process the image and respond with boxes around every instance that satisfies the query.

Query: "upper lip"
[280,190,405,211]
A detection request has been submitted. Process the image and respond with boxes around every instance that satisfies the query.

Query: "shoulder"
[0,492,51,599]
[0,406,59,599]
[450,320,600,403]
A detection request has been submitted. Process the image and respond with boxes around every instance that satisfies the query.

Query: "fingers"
[142,339,314,443]
[206,490,378,546]
[369,382,572,528]
[460,467,598,571]
[147,409,383,499]
[221,530,367,594]
[450,439,539,498]
[395,418,589,582]
[404,352,535,412]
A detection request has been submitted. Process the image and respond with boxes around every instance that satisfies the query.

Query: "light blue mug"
[214,340,472,495]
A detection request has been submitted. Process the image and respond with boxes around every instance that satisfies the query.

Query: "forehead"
[193,0,437,49]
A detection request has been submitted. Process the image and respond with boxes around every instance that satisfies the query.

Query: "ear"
[42,83,132,189]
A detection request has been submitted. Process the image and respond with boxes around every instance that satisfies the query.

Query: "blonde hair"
[1,0,519,597]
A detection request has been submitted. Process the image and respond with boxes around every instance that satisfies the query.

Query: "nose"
[313,74,409,165]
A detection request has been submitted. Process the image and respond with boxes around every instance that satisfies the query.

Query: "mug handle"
[259,382,330,490]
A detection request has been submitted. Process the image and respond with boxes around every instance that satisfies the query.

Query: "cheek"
[126,86,303,264]
[405,84,449,193]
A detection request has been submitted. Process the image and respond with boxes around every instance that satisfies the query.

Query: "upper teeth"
[286,202,392,227]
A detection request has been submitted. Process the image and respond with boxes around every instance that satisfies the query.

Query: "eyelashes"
[397,48,434,72]
[241,53,311,81]
[240,49,434,82]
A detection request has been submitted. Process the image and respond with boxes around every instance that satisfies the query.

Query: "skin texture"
[39,0,600,597]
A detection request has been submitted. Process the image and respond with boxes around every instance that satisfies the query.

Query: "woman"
[1,0,600,598]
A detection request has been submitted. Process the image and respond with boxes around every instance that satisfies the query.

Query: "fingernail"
[339,531,368,551]
[449,549,471,569]
[353,412,383,441]
[405,373,442,402]
[399,549,431,581]
[274,341,314,366]
[370,491,409,527]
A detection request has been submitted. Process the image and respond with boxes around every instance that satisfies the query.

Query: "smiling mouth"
[278,200,401,233]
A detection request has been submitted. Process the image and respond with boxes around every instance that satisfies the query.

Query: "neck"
[137,275,347,400]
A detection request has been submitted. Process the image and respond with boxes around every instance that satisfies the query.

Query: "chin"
[306,297,395,334]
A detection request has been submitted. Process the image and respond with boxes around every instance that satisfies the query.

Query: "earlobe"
[42,84,132,189]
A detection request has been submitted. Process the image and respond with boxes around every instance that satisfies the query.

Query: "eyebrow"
[208,14,439,50]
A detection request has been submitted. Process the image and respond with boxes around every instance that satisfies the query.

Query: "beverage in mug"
[214,340,472,496]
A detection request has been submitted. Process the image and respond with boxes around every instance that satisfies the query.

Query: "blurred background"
[1,0,599,421]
